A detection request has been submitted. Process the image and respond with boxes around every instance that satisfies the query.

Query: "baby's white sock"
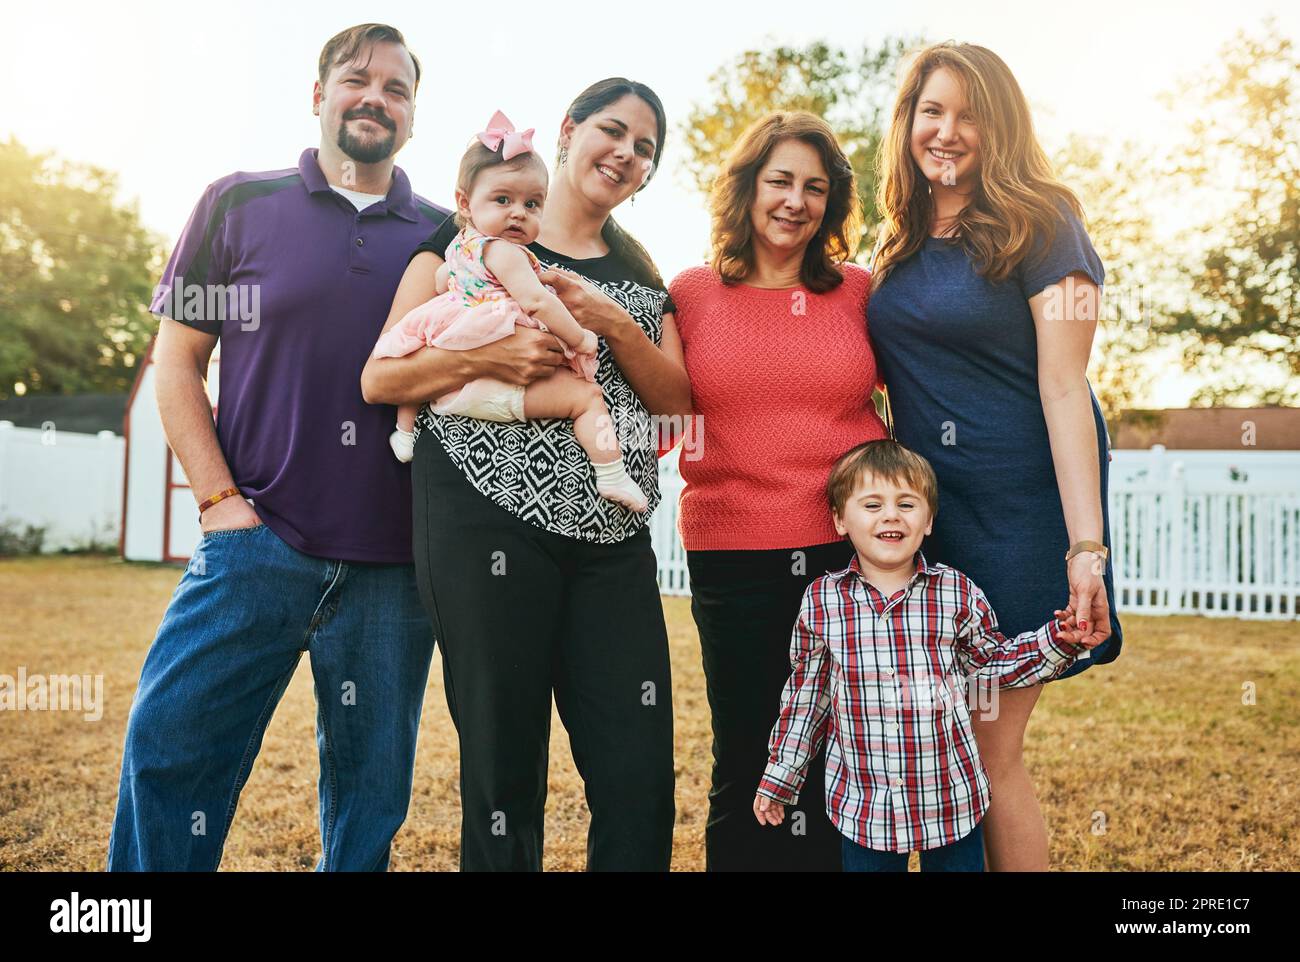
[389,425,415,463]
[592,457,648,513]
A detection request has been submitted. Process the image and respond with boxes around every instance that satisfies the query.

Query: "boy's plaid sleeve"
[954,575,1089,688]
[756,584,833,805]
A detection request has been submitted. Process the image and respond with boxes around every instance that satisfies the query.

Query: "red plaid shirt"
[756,551,1088,853]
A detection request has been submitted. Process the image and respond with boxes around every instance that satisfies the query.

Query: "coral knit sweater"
[670,264,889,551]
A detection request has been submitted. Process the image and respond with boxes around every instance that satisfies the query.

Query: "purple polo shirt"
[150,148,452,562]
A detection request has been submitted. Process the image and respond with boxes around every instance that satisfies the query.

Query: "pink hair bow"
[477,110,535,160]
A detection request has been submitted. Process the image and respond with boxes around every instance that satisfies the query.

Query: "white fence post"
[1167,460,1186,613]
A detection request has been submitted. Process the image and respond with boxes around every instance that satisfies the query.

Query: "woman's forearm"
[362,249,471,406]
[1041,383,1104,545]
[361,347,475,406]
[605,317,692,417]
[543,269,692,417]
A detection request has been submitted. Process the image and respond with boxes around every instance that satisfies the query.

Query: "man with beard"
[108,24,449,871]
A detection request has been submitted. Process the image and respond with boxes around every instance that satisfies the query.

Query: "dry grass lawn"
[1,554,1296,871]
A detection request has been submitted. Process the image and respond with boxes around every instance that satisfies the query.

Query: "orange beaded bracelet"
[197,487,242,517]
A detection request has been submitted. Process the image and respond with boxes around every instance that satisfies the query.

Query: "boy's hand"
[753,793,785,826]
[1053,605,1102,649]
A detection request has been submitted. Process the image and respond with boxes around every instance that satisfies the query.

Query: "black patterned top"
[409,223,671,543]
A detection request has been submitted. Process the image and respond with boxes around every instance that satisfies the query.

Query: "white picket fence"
[1109,463,1300,619]
[2,420,1298,620]
[650,455,690,595]
[650,447,1300,620]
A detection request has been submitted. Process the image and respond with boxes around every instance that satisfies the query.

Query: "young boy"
[752,439,1102,872]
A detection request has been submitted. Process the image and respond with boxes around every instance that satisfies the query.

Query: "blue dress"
[867,210,1122,679]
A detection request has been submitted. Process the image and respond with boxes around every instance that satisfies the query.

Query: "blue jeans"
[107,522,436,871]
[841,821,984,872]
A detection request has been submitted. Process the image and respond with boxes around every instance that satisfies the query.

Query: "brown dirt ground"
[1,555,1296,871]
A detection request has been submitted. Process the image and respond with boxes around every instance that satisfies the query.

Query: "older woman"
[669,112,888,871]
[362,78,691,871]
[868,42,1122,870]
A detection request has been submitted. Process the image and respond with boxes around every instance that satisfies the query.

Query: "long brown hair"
[872,42,1082,290]
[710,111,860,293]
[563,78,669,291]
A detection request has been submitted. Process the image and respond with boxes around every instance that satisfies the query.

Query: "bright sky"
[4,0,1296,405]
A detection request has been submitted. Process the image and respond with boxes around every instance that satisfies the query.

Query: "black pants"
[412,436,675,871]
[688,540,854,871]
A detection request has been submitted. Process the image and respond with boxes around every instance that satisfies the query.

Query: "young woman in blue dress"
[867,42,1123,871]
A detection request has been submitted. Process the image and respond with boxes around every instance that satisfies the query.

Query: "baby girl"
[372,111,648,513]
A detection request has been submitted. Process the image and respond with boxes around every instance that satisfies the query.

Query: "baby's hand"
[1053,605,1101,649]
[753,793,785,826]
[578,329,599,356]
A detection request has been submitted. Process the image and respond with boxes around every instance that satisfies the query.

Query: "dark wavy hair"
[710,111,860,293]
[562,78,669,291]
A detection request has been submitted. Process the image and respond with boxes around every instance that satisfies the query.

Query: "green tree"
[682,30,1300,419]
[0,137,162,399]
[1161,24,1300,406]
[1053,135,1174,431]
[679,37,918,258]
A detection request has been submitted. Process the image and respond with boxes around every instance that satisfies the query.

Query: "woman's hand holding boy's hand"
[1067,552,1113,648]
[1053,605,1103,650]
[753,793,785,826]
